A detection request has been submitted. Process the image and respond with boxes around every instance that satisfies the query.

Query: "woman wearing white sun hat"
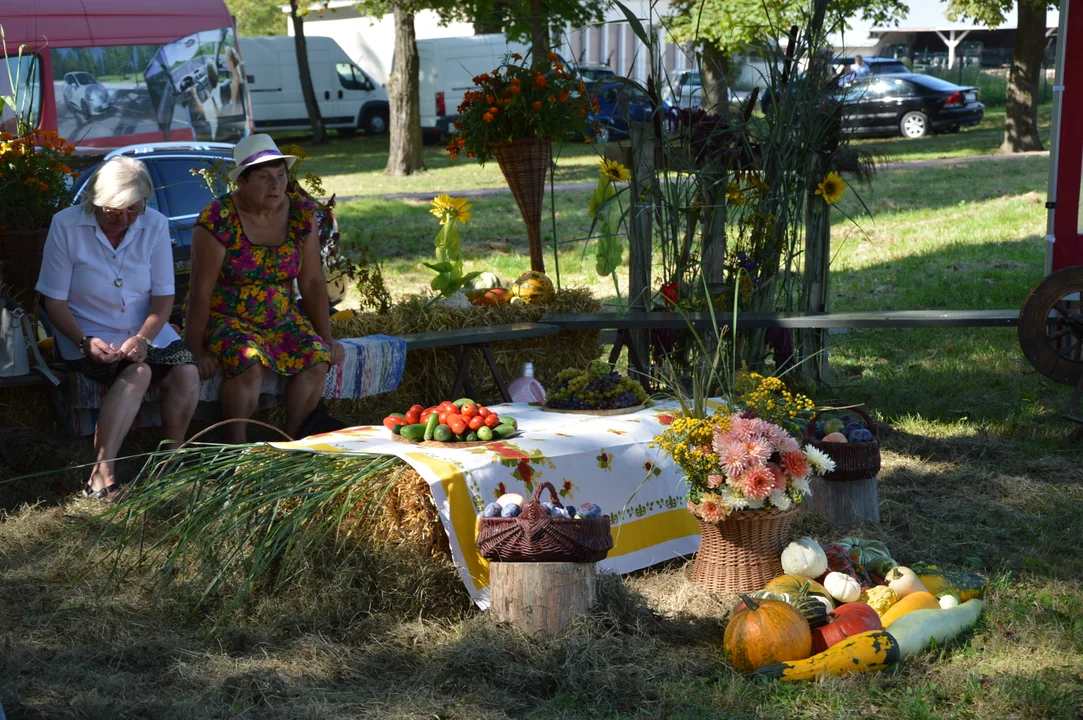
[185,134,345,443]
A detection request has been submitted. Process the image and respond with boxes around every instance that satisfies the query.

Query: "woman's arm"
[43,297,122,363]
[120,219,177,360]
[185,225,227,378]
[296,222,344,365]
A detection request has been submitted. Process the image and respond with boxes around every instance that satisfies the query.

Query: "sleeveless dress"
[194,192,331,379]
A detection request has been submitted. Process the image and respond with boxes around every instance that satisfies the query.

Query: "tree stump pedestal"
[806,475,880,525]
[489,562,597,636]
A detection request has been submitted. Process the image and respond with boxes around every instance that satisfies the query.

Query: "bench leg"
[451,346,476,400]
[607,329,628,366]
[482,343,512,404]
[608,328,650,391]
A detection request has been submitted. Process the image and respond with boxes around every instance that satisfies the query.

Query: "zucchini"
[910,566,987,602]
[399,423,428,440]
[885,599,983,659]
[433,425,454,442]
[751,630,900,681]
[423,412,440,441]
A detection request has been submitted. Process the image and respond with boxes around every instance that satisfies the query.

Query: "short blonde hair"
[81,156,153,213]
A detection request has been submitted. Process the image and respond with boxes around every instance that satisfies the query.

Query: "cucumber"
[493,423,517,438]
[399,423,428,440]
[434,425,454,442]
[423,412,440,441]
[466,431,479,442]
[453,397,475,408]
[391,422,405,435]
[455,432,468,442]
[477,425,493,441]
[502,417,518,430]
[389,412,407,420]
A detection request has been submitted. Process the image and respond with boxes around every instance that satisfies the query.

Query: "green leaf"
[422,261,455,273]
[613,0,650,46]
[595,214,623,277]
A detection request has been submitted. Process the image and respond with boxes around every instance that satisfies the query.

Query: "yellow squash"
[751,630,900,681]
[880,591,941,627]
[911,566,987,602]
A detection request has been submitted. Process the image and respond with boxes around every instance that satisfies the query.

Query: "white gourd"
[937,591,961,609]
[886,566,929,598]
[823,571,862,603]
[780,537,829,578]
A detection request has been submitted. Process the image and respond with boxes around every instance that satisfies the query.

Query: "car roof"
[104,141,235,161]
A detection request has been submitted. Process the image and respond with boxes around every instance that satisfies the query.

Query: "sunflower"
[725,181,745,205]
[599,159,631,183]
[429,194,473,225]
[815,171,845,205]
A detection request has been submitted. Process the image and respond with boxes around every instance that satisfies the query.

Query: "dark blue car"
[590,80,665,142]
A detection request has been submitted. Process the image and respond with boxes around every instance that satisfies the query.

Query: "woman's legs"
[88,362,153,494]
[284,362,329,439]
[158,364,200,449]
[219,363,264,443]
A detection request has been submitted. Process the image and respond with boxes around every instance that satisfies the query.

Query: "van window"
[336,63,372,92]
[1,54,44,134]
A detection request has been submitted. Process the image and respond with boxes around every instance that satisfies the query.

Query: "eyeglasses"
[99,204,146,220]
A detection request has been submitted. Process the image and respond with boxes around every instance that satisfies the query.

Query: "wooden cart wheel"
[1018,266,1083,386]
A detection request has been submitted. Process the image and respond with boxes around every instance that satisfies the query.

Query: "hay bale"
[328,288,602,424]
[372,464,448,558]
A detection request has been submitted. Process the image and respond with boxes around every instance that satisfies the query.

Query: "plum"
[849,428,876,443]
[576,502,602,519]
[482,502,502,518]
[500,503,522,518]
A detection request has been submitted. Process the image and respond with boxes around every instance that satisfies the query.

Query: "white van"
[239,36,389,135]
[415,34,530,137]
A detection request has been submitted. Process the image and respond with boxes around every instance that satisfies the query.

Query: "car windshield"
[73,72,97,85]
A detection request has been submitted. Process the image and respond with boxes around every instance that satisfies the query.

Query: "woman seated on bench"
[36,157,200,501]
[184,135,344,443]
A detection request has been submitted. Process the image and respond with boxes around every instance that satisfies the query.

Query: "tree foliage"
[223,0,287,36]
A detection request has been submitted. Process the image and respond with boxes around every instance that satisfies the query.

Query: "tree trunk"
[385,6,425,176]
[289,0,327,144]
[529,0,550,67]
[1001,0,1046,153]
[699,41,730,118]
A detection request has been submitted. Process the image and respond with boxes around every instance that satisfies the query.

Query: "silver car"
[62,72,114,117]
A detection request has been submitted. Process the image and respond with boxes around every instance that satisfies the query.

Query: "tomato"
[438,401,457,412]
[404,410,420,425]
[459,402,477,419]
[408,404,424,415]
[420,409,435,423]
[446,414,467,436]
[383,416,408,431]
[468,415,485,431]
[484,414,501,428]
[477,406,490,418]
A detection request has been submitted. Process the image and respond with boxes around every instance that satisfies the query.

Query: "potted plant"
[447,51,596,273]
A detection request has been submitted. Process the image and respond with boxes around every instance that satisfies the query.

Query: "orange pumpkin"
[724,593,812,673]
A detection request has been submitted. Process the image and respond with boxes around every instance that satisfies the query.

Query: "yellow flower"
[429,194,473,225]
[815,172,845,205]
[726,181,745,205]
[599,159,630,183]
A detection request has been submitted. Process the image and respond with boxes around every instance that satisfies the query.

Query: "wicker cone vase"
[492,138,552,273]
[689,506,798,594]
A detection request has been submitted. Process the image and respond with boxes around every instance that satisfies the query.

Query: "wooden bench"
[542,310,1021,377]
[400,322,560,402]
[0,367,77,437]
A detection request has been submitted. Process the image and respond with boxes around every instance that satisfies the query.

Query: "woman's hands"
[194,350,220,381]
[86,337,125,364]
[329,339,345,366]
[118,335,148,363]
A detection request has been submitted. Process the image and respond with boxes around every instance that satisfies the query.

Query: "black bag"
[296,400,347,439]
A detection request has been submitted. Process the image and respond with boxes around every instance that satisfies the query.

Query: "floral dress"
[194,192,330,378]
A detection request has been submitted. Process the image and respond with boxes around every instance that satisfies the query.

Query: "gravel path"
[334,149,1049,204]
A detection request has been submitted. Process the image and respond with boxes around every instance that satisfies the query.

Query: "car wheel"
[900,111,929,139]
[363,109,389,135]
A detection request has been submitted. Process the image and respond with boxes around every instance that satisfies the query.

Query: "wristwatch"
[78,335,93,355]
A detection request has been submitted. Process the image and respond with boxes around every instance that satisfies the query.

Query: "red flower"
[534,73,547,89]
[532,101,542,111]
[661,281,679,306]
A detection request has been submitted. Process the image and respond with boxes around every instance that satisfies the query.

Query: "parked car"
[70,142,347,321]
[661,69,743,109]
[840,73,984,138]
[591,79,658,141]
[571,62,617,88]
[61,72,114,117]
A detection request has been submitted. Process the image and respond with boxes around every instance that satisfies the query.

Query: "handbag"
[0,293,59,385]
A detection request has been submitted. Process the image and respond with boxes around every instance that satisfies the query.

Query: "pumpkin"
[468,271,502,290]
[764,574,835,610]
[866,555,899,577]
[781,537,829,578]
[810,601,883,654]
[886,599,983,659]
[937,591,961,609]
[833,537,891,568]
[749,589,796,605]
[510,271,555,304]
[885,566,929,599]
[880,591,941,627]
[823,571,862,603]
[752,630,900,682]
[859,585,899,616]
[793,596,830,629]
[723,594,813,674]
[910,565,988,602]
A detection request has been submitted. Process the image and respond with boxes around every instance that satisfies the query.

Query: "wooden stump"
[489,562,597,636]
[806,475,880,526]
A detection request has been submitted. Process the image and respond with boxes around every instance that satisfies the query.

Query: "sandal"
[82,480,124,502]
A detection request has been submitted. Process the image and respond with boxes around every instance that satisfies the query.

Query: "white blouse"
[35,205,182,361]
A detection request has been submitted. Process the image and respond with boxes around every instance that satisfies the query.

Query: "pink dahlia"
[738,466,775,501]
[781,450,810,480]
[719,441,750,478]
[698,494,727,523]
[707,474,725,489]
[726,415,756,443]
[767,463,788,492]
[744,439,772,465]
[777,434,800,454]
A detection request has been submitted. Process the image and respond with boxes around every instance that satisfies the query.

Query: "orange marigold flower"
[489,106,499,114]
[482,112,494,123]
[512,52,522,60]
[510,84,520,94]
[534,73,547,88]
[487,95,495,104]
[558,91,569,102]
[547,95,556,103]
[532,100,542,111]
[547,52,558,62]
[578,82,586,93]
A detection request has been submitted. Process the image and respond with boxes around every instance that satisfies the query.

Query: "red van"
[1,0,252,147]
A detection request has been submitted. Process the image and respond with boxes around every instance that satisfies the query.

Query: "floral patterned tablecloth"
[271,401,701,608]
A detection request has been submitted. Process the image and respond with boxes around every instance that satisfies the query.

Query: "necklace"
[99,241,126,288]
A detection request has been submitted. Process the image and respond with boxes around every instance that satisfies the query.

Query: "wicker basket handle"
[530,481,564,509]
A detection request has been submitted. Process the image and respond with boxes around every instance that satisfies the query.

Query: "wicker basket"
[492,139,552,273]
[0,228,49,314]
[476,481,613,563]
[689,506,797,594]
[803,406,881,482]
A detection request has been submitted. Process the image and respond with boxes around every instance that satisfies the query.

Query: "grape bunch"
[545,364,648,410]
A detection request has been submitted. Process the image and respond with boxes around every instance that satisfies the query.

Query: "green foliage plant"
[425,194,480,300]
[588,158,631,300]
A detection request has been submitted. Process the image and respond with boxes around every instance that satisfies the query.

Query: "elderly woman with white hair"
[36,156,200,501]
